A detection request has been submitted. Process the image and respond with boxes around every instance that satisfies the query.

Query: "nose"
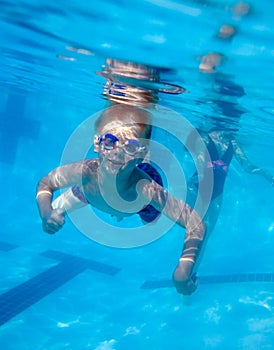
[111,145,125,157]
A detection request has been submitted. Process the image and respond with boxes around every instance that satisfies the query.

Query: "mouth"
[107,159,124,167]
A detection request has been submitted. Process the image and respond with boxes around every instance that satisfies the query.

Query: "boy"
[36,104,206,295]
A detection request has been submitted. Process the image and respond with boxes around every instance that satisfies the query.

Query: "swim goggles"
[98,133,146,156]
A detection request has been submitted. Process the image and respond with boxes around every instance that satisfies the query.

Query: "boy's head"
[93,104,152,174]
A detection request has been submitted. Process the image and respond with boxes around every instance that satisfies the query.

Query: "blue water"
[1,1,274,349]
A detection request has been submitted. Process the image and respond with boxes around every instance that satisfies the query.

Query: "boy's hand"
[173,272,198,295]
[42,209,65,234]
[172,260,198,295]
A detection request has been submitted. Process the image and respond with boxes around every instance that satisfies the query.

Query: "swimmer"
[181,77,274,283]
[36,104,206,296]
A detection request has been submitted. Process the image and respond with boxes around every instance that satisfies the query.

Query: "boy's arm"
[232,139,274,185]
[36,161,88,233]
[141,181,206,295]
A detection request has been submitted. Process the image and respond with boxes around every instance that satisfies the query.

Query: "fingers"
[43,223,59,234]
[43,223,63,234]
[173,276,198,295]
[42,211,65,234]
[43,221,64,234]
[51,210,65,225]
[172,263,198,295]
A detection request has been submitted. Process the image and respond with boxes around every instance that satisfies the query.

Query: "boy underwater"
[36,104,206,295]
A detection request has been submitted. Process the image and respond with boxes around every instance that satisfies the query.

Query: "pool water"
[0,1,274,349]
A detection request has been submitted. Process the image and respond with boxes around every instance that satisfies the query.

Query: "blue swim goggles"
[98,133,147,156]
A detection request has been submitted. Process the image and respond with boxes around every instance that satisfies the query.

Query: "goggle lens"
[98,134,145,156]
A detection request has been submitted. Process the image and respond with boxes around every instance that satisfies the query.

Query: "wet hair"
[95,104,152,139]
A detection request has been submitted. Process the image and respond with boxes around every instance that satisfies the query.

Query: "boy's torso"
[81,159,150,217]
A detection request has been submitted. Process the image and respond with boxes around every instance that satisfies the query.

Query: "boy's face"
[94,126,148,175]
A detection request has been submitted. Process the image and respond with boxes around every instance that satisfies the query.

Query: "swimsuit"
[137,163,163,223]
[191,135,234,200]
[71,163,163,224]
[206,135,234,199]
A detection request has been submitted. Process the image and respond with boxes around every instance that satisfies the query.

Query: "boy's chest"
[82,179,144,217]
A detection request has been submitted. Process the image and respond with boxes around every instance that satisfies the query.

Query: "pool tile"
[0,249,120,326]
[141,273,274,289]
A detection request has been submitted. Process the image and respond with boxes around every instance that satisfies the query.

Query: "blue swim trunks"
[137,163,163,223]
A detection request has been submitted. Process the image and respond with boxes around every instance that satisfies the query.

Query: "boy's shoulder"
[82,158,100,173]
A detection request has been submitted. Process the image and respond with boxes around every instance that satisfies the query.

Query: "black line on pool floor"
[1,243,273,327]
[141,273,274,289]
[0,250,120,326]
